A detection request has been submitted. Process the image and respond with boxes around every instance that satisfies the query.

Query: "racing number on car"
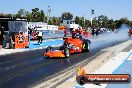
[83,44,85,49]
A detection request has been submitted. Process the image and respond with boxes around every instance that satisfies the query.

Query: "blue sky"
[0,0,132,20]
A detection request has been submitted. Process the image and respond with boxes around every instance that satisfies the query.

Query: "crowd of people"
[0,26,14,50]
[91,27,100,37]
[63,27,101,40]
[71,28,82,38]
[69,27,94,39]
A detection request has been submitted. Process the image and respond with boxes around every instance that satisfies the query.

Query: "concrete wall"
[42,30,64,39]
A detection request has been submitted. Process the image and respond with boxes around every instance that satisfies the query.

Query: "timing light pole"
[47,6,51,25]
[84,13,85,29]
[91,9,94,28]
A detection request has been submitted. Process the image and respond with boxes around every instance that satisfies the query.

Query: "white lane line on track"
[94,52,130,74]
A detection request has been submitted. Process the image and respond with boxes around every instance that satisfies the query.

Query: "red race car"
[128,29,132,37]
[43,35,91,58]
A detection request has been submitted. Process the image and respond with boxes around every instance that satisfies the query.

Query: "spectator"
[76,28,82,38]
[28,27,32,34]
[91,28,95,37]
[2,27,10,48]
[0,27,4,49]
[38,31,43,44]
[9,35,13,49]
[64,29,67,37]
[95,28,99,37]
[72,28,76,38]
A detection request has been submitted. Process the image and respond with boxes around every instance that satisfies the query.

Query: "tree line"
[0,8,132,30]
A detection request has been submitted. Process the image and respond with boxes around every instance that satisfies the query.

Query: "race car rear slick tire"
[87,42,90,52]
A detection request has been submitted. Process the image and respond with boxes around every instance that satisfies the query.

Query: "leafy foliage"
[0,8,132,29]
[61,12,73,20]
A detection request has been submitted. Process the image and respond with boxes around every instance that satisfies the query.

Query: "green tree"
[119,17,129,24]
[85,19,91,28]
[107,19,116,30]
[26,12,33,22]
[74,16,85,27]
[52,17,60,25]
[40,10,45,22]
[128,21,132,27]
[48,17,53,25]
[115,20,121,28]
[6,14,13,17]
[74,16,80,24]
[61,12,73,20]
[79,17,85,27]
[17,9,28,17]
[114,17,129,29]
[92,17,98,27]
[98,15,109,28]
[32,8,41,22]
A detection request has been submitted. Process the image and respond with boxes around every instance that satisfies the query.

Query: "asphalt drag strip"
[0,28,131,88]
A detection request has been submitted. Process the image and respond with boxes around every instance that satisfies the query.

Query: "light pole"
[47,6,51,25]
[91,9,94,28]
[84,13,85,29]
[11,14,13,19]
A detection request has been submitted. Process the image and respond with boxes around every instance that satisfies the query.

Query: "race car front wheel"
[60,45,64,50]
[46,46,52,53]
[64,48,70,57]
